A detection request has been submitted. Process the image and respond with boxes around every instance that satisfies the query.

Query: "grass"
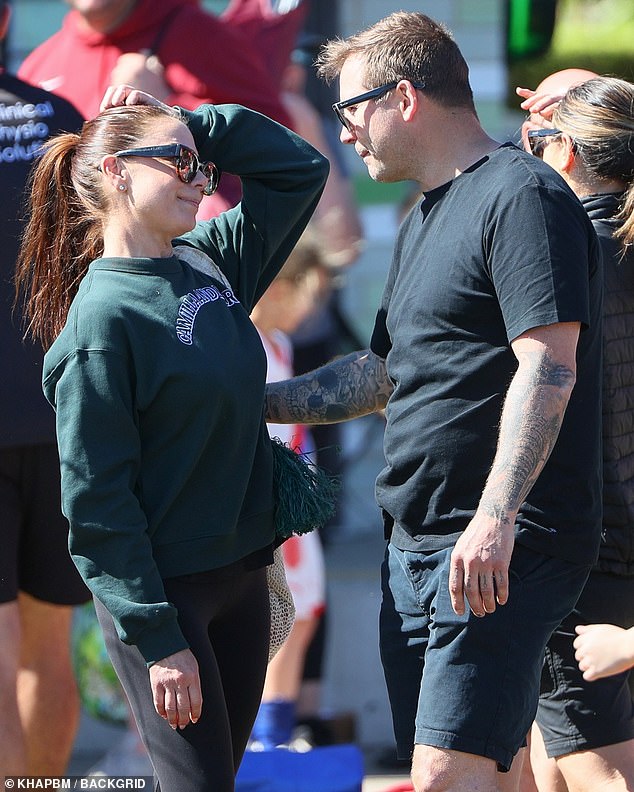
[552,0,634,53]
[507,0,634,105]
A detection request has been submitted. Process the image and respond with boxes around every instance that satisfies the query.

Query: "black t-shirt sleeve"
[486,183,593,342]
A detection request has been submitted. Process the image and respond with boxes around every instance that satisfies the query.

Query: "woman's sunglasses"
[113,144,219,195]
[527,128,563,159]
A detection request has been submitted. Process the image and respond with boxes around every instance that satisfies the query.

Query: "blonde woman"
[518,75,634,792]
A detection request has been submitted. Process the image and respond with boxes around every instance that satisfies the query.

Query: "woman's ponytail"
[15,132,102,348]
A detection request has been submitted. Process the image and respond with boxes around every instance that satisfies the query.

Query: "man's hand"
[149,648,202,729]
[449,514,513,617]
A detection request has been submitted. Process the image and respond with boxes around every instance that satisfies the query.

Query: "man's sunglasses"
[527,128,563,158]
[332,80,426,131]
[113,144,219,195]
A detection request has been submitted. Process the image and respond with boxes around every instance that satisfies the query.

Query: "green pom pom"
[271,436,340,541]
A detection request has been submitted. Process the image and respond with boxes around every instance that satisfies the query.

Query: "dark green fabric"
[43,104,328,663]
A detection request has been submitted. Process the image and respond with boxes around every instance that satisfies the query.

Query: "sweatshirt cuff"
[135,620,190,667]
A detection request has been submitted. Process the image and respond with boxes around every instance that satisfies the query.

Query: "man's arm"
[450,321,580,617]
[265,349,393,424]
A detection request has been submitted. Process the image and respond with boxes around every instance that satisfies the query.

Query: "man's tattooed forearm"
[479,349,575,520]
[265,350,393,424]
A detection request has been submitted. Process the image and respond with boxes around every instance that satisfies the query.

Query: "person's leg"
[556,741,634,792]
[96,564,270,792]
[263,532,324,703]
[523,724,567,792]
[16,444,89,773]
[17,592,80,774]
[412,745,499,792]
[97,594,235,792]
[381,543,591,791]
[379,543,433,762]
[536,572,634,792]
[251,617,319,748]
[252,531,325,748]
[0,598,78,776]
[0,600,27,775]
[263,618,319,701]
[296,582,328,739]
[209,568,271,769]
[503,747,537,792]
[0,445,87,775]
[412,745,536,792]
[0,448,28,775]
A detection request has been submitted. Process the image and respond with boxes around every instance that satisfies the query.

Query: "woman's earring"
[118,183,126,192]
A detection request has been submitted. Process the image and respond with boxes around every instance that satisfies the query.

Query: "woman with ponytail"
[517,75,634,792]
[16,84,328,792]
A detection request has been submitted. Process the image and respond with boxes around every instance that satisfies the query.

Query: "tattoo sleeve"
[265,349,393,424]
[478,347,576,525]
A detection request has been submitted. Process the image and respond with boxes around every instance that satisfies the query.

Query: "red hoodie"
[18,0,295,215]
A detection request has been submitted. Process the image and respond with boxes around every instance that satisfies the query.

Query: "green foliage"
[508,53,634,105]
[552,0,634,51]
[72,601,127,725]
[507,0,634,106]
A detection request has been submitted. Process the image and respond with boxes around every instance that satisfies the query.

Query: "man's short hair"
[317,11,474,111]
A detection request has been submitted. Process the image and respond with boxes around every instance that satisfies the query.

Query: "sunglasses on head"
[113,144,220,195]
[527,128,563,158]
[332,80,427,131]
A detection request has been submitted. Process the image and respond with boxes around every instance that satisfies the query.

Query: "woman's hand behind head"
[100,84,169,114]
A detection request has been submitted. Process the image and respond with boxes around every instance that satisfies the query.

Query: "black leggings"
[95,565,270,792]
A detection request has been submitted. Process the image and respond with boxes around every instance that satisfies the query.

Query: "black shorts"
[0,444,89,605]
[380,542,591,771]
[536,569,634,756]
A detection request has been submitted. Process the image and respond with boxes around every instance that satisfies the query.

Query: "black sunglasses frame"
[332,80,427,131]
[113,144,219,195]
[527,128,563,158]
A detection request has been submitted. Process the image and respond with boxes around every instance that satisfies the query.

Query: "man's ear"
[398,79,421,123]
[0,4,12,41]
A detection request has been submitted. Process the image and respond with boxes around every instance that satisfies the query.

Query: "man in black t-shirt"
[0,0,89,775]
[265,12,603,792]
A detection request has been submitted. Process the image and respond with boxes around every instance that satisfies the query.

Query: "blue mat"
[236,744,364,792]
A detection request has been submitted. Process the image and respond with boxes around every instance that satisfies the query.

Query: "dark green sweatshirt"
[43,104,328,664]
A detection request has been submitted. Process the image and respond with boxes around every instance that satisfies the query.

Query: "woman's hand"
[100,83,169,113]
[516,86,565,120]
[516,86,564,151]
[149,648,203,729]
